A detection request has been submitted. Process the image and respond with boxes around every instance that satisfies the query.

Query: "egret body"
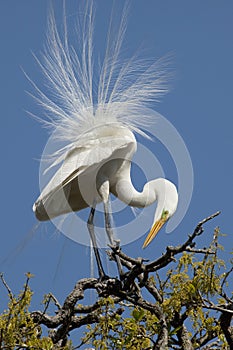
[32,2,178,278]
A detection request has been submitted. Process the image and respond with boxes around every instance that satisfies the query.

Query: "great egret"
[32,2,178,279]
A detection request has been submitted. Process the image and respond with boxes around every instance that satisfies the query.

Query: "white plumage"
[32,1,178,278]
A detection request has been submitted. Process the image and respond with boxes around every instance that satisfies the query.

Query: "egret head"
[142,179,178,248]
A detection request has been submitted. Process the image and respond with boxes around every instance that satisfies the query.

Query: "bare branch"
[154,316,169,350]
[27,211,231,348]
[47,293,62,310]
[143,278,163,303]
[185,247,215,254]
[145,211,220,272]
[219,306,233,348]
[0,273,14,301]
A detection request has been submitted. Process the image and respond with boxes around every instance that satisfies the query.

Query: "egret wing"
[36,131,136,202]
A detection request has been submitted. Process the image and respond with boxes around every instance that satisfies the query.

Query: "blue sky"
[0,0,232,344]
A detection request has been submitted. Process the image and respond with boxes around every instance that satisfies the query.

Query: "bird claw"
[107,242,120,253]
[97,273,110,283]
[113,239,121,247]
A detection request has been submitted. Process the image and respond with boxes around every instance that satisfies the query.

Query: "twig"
[0,273,14,301]
[194,211,221,231]
[28,212,224,347]
[145,211,220,272]
[185,247,215,254]
[48,293,62,310]
[221,266,233,289]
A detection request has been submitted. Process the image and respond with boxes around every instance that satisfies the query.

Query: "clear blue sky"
[0,0,232,342]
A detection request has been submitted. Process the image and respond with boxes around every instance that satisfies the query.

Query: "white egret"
[32,2,178,279]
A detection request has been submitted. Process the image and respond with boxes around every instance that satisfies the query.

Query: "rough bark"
[28,212,233,349]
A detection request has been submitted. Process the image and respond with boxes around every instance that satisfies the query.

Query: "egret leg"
[103,199,124,278]
[87,206,107,280]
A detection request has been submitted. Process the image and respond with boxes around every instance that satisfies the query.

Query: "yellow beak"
[142,218,166,248]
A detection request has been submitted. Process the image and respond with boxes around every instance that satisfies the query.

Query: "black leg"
[103,199,124,278]
[87,206,107,280]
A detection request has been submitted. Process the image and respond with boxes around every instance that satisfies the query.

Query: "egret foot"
[98,273,110,283]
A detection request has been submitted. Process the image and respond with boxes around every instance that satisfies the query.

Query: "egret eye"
[161,209,169,221]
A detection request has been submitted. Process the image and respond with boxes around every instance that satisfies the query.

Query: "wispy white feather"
[30,1,171,160]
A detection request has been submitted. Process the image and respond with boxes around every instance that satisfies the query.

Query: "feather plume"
[30,1,171,154]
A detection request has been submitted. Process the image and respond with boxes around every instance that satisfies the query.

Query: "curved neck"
[112,177,158,208]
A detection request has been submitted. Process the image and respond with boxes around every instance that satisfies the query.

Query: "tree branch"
[145,211,220,272]
[28,211,229,349]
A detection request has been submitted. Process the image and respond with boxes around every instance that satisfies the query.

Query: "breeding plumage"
[32,2,178,278]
